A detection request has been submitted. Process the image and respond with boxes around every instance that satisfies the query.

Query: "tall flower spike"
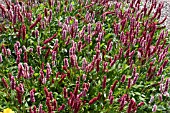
[53,99,57,110]
[37,46,41,56]
[30,14,42,29]
[137,102,144,107]
[63,87,67,98]
[30,89,36,102]
[102,75,107,89]
[48,9,52,23]
[127,78,131,89]
[38,104,43,113]
[2,77,8,88]
[89,97,98,105]
[164,78,169,92]
[22,24,26,40]
[58,104,65,112]
[43,33,57,44]
[64,58,69,68]
[16,86,22,104]
[52,51,56,61]
[10,75,16,89]
[121,74,126,83]
[132,73,139,85]
[111,80,118,91]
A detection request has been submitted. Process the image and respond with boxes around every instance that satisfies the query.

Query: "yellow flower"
[2,108,14,113]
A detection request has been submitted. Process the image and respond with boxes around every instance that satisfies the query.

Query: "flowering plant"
[0,0,170,112]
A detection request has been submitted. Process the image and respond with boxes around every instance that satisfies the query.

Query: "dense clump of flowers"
[0,0,169,112]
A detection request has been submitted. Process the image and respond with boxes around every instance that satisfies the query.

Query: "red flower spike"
[127,99,135,113]
[45,48,51,59]
[97,92,101,100]
[30,89,36,102]
[53,99,57,110]
[29,107,34,113]
[128,78,131,89]
[111,80,118,91]
[44,8,48,17]
[23,51,28,63]
[162,59,168,69]
[43,33,57,44]
[38,104,43,113]
[30,14,42,29]
[22,24,26,40]
[63,87,67,98]
[96,58,101,72]
[33,105,36,113]
[2,77,8,88]
[110,55,118,67]
[137,102,144,107]
[44,87,49,97]
[102,75,107,89]
[121,74,126,83]
[56,72,60,79]
[16,87,22,104]
[58,104,65,112]
[58,74,67,84]
[89,97,98,105]
[148,4,154,16]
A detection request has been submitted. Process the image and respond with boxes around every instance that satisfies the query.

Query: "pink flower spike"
[30,89,36,102]
[152,104,157,112]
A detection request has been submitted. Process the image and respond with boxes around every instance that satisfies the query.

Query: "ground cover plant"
[0,0,170,112]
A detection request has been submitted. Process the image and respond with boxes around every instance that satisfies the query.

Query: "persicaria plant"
[0,0,170,112]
